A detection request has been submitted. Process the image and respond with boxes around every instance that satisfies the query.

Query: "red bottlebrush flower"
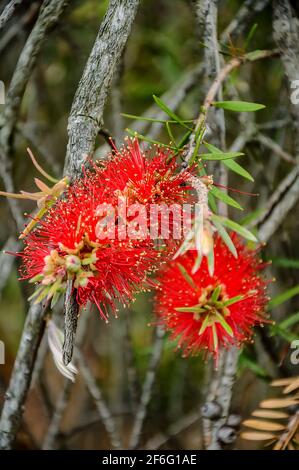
[92,138,192,207]
[155,234,269,363]
[18,139,192,319]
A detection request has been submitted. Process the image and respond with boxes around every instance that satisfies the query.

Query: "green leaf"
[210,186,243,210]
[165,121,177,146]
[198,315,211,336]
[239,208,263,226]
[177,129,192,149]
[223,158,254,181]
[121,113,194,124]
[153,95,192,130]
[211,285,221,302]
[207,245,214,276]
[203,141,221,153]
[175,305,204,313]
[239,351,269,379]
[271,258,299,269]
[279,311,299,330]
[211,214,257,242]
[270,324,299,343]
[215,312,234,336]
[126,129,176,149]
[268,285,299,310]
[211,323,218,350]
[213,218,238,258]
[200,151,244,161]
[208,192,218,213]
[177,263,198,290]
[223,295,244,307]
[244,23,258,50]
[213,100,265,112]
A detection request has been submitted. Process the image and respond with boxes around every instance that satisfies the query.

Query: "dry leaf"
[252,410,289,419]
[241,431,276,441]
[243,419,285,431]
[283,378,299,394]
[271,377,296,387]
[260,398,299,409]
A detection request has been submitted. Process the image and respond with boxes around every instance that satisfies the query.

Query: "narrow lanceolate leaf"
[126,129,176,149]
[279,312,299,329]
[175,305,204,313]
[213,100,265,112]
[152,95,192,130]
[210,186,243,210]
[271,377,296,387]
[207,245,214,276]
[211,323,218,351]
[198,315,211,336]
[223,158,254,181]
[199,151,244,161]
[243,419,285,432]
[211,285,221,302]
[241,432,276,441]
[283,378,299,394]
[121,113,194,124]
[214,312,234,336]
[177,263,198,290]
[213,218,238,258]
[267,285,299,310]
[208,192,218,213]
[271,258,299,269]
[260,398,299,409]
[252,410,289,419]
[211,214,257,242]
[223,295,244,307]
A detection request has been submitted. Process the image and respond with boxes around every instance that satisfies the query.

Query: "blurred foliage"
[0,0,299,450]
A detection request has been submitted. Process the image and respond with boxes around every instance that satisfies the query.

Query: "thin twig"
[273,0,299,155]
[255,133,296,164]
[0,303,47,449]
[0,0,24,31]
[0,0,68,450]
[220,0,270,43]
[77,351,122,449]
[128,326,164,449]
[144,408,200,450]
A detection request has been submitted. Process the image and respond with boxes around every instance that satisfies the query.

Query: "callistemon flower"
[155,234,269,363]
[18,139,192,319]
[93,138,192,207]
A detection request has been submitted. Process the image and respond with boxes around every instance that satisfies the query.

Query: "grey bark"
[273,0,299,155]
[62,281,79,366]
[62,0,140,365]
[0,0,24,31]
[0,303,47,449]
[220,0,270,42]
[64,0,140,178]
[0,0,68,156]
[128,326,164,449]
[0,0,67,450]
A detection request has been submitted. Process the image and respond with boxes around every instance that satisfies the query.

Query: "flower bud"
[226,414,241,429]
[217,425,237,444]
[201,401,222,420]
[65,255,81,273]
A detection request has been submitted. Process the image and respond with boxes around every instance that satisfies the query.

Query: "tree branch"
[0,0,24,32]
[61,0,140,366]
